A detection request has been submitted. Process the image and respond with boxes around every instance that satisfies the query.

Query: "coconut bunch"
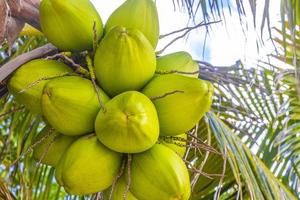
[7,0,214,199]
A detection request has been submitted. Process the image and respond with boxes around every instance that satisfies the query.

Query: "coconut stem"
[182,158,224,179]
[124,154,132,200]
[161,136,221,155]
[93,21,98,55]
[19,72,76,94]
[86,55,107,113]
[109,158,126,200]
[45,53,90,78]
[155,69,199,76]
[150,90,184,101]
[8,128,55,168]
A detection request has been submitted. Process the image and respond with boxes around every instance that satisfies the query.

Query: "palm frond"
[185,118,234,200]
[175,0,275,40]
[199,56,300,197]
[262,24,300,196]
[271,70,300,196]
[207,112,297,200]
[279,1,300,99]
[200,60,281,152]
[173,0,245,21]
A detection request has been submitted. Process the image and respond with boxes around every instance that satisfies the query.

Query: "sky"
[91,0,282,66]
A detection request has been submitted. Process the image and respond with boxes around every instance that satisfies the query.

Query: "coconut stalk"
[0,44,58,82]
[0,44,58,98]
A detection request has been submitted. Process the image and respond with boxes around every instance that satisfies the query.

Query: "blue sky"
[91,0,282,66]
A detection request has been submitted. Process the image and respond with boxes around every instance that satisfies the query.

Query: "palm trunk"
[0,0,46,98]
[0,0,40,45]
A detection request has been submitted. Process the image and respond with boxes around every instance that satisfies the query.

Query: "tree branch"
[0,44,58,82]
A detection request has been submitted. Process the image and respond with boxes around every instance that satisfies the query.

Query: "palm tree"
[0,0,300,199]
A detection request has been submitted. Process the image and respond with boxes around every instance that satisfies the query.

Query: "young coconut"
[95,91,159,153]
[33,126,77,166]
[128,144,191,200]
[40,0,103,51]
[8,59,72,114]
[94,26,156,97]
[156,51,199,78]
[160,133,187,157]
[55,135,122,195]
[105,0,159,48]
[142,74,214,136]
[42,76,109,136]
[103,176,138,200]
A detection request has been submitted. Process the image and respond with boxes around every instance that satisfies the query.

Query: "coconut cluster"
[8,0,214,199]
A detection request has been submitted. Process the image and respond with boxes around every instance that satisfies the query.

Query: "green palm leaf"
[207,112,296,200]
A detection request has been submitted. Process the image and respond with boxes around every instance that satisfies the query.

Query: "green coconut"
[103,176,138,200]
[160,133,187,157]
[156,51,199,78]
[40,0,103,51]
[95,91,159,153]
[94,26,156,97]
[8,59,72,114]
[33,126,77,166]
[55,135,122,195]
[105,0,159,48]
[128,144,191,200]
[142,74,214,136]
[42,76,109,136]
[55,158,64,187]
